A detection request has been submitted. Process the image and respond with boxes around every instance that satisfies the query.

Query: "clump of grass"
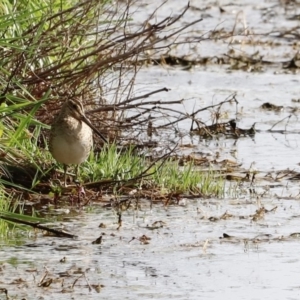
[0,201,50,246]
[81,146,224,197]
[83,144,146,182]
[0,191,14,240]
[152,160,224,197]
[0,192,36,245]
[0,99,52,190]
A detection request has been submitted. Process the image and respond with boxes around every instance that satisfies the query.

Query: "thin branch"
[0,215,77,238]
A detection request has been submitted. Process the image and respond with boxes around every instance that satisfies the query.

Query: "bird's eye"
[72,103,77,109]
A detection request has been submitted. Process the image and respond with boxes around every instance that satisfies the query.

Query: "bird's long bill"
[81,115,108,143]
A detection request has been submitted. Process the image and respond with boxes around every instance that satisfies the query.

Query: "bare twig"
[0,215,77,238]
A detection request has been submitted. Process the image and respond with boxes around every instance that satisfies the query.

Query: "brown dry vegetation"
[1,1,202,137]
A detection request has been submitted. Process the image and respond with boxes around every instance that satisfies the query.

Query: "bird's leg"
[63,164,68,187]
[75,164,79,182]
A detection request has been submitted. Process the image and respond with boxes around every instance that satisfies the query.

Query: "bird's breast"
[50,119,93,165]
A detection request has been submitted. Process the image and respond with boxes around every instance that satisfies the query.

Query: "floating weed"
[225,180,252,199]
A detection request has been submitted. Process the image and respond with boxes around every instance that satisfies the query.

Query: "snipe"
[49,99,107,186]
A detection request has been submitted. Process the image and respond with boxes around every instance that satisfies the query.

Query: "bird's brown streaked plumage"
[49,99,107,186]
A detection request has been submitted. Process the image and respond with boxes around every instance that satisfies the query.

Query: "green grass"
[0,191,46,245]
[152,160,224,196]
[75,145,224,197]
[0,98,51,190]
[0,191,14,240]
[83,144,146,182]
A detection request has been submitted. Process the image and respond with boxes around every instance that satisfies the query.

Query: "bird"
[49,98,107,186]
